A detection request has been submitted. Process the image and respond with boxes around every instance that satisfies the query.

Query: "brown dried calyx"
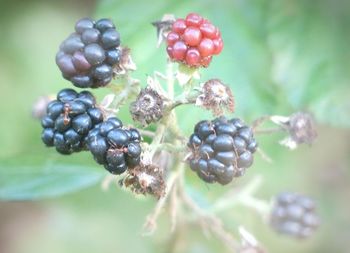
[270,112,318,149]
[288,112,317,145]
[122,164,165,199]
[130,87,164,126]
[196,79,235,116]
[114,47,137,75]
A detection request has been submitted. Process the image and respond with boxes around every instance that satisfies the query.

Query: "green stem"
[155,143,186,153]
[239,195,271,216]
[210,176,271,217]
[149,123,166,159]
[166,60,175,99]
[254,127,285,135]
[109,75,140,111]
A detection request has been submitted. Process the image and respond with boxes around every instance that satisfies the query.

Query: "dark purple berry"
[270,192,320,238]
[188,117,257,185]
[40,89,103,154]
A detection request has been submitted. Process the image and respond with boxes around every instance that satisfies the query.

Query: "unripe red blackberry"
[166,13,223,68]
[56,18,122,88]
[188,116,257,185]
[270,192,320,239]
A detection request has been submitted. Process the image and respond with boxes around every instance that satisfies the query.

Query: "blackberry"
[41,88,104,154]
[56,18,122,88]
[86,117,142,175]
[270,192,320,239]
[166,13,223,68]
[188,116,257,185]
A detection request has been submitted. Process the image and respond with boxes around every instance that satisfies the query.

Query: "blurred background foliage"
[0,0,350,252]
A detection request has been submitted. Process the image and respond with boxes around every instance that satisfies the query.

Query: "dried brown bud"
[269,112,318,149]
[288,112,317,145]
[130,87,164,126]
[122,164,165,199]
[196,79,235,116]
[32,95,55,119]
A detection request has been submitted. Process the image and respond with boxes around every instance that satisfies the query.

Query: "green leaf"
[95,0,350,129]
[310,87,350,128]
[0,162,105,201]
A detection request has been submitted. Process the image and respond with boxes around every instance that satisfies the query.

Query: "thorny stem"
[137,129,156,138]
[149,123,167,160]
[155,143,186,153]
[254,127,285,135]
[239,195,271,217]
[179,182,241,252]
[252,115,288,136]
[166,60,175,99]
[169,179,178,233]
[109,75,140,110]
[143,169,180,235]
[252,115,272,130]
[167,92,198,111]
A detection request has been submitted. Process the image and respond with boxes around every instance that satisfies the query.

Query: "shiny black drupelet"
[41,88,104,154]
[188,116,258,185]
[86,117,142,174]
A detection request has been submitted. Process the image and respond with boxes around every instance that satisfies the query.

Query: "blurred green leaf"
[0,163,104,201]
[96,0,350,129]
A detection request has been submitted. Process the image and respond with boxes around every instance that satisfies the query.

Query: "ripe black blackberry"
[41,88,104,154]
[188,116,258,185]
[56,18,122,88]
[86,117,142,175]
[270,192,320,238]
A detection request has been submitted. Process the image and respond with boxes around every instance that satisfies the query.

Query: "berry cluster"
[56,18,121,88]
[188,117,257,185]
[166,13,223,67]
[87,117,142,175]
[270,192,320,238]
[41,89,104,154]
